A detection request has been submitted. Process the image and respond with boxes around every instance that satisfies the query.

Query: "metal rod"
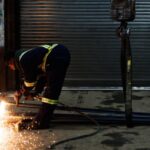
[6,101,150,125]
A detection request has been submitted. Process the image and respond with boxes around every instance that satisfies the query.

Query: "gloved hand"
[14,90,23,106]
[24,90,38,100]
[20,84,37,100]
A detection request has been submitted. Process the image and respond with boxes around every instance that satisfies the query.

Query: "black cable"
[47,102,100,149]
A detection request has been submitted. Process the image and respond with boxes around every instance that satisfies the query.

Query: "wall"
[0,0,5,90]
[19,0,150,87]
[0,0,4,46]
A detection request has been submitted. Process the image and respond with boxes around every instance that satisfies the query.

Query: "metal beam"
[7,102,150,126]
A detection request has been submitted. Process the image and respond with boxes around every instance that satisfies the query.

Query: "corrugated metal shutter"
[19,0,150,86]
[131,0,150,86]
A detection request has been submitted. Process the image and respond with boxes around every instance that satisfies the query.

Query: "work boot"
[17,103,56,131]
[17,118,48,131]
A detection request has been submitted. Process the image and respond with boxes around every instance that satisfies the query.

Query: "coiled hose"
[48,102,100,149]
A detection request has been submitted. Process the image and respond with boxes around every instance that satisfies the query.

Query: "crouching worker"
[4,43,70,130]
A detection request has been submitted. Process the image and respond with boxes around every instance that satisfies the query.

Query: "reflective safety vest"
[23,44,58,87]
[41,97,58,105]
[40,44,58,72]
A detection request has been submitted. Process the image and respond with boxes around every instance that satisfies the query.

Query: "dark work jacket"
[15,44,56,88]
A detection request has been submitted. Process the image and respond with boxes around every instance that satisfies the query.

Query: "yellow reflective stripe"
[127,59,131,72]
[24,81,36,87]
[41,97,58,105]
[41,44,58,72]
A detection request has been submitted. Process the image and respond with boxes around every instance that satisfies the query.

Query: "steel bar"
[52,113,150,126]
[5,101,150,125]
[6,101,150,118]
[10,110,150,126]
[5,112,150,126]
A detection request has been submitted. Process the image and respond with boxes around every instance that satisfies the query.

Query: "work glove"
[14,90,23,106]
[24,90,38,100]
[20,84,36,100]
[14,87,37,105]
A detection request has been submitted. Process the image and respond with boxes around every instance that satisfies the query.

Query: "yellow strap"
[24,81,36,87]
[127,59,131,72]
[41,44,58,72]
[41,97,58,105]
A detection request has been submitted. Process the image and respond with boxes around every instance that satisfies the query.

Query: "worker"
[4,43,70,130]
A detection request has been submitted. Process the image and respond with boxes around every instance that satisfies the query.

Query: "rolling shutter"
[19,0,150,86]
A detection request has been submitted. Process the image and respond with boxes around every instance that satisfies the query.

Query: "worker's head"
[4,51,16,71]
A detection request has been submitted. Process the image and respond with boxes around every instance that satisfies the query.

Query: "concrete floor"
[0,90,150,150]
